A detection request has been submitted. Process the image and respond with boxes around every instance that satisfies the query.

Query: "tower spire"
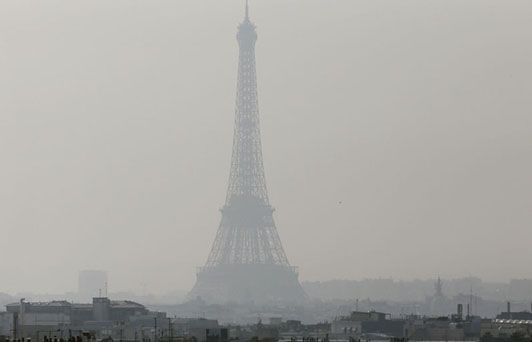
[245,0,249,21]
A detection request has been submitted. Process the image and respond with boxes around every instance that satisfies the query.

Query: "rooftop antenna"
[469,285,473,317]
[245,0,249,21]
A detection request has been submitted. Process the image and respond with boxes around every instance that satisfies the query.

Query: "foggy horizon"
[2,274,530,299]
[1,0,531,296]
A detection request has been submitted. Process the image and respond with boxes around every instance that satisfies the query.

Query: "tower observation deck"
[187,2,307,304]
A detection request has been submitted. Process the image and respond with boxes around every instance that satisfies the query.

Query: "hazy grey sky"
[1,0,531,295]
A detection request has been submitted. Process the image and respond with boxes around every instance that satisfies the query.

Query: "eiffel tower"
[188,2,307,304]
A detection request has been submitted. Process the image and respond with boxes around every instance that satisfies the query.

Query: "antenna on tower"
[245,0,249,21]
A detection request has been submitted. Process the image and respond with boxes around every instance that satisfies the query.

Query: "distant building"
[231,321,279,342]
[332,311,405,338]
[424,277,454,316]
[1,297,155,341]
[407,317,465,341]
[0,312,13,337]
[206,328,229,342]
[494,301,532,321]
[496,311,532,321]
[172,318,220,341]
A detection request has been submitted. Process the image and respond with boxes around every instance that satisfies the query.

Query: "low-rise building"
[172,318,220,342]
[481,319,532,340]
[0,297,157,341]
[406,317,464,341]
[332,311,405,338]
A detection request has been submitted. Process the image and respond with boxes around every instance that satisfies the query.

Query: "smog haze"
[1,0,531,296]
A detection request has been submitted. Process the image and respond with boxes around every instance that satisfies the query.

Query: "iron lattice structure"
[189,4,306,304]
[205,6,290,268]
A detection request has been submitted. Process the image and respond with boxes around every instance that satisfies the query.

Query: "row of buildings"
[2,297,532,342]
[0,298,167,342]
[330,306,532,341]
[0,298,266,342]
